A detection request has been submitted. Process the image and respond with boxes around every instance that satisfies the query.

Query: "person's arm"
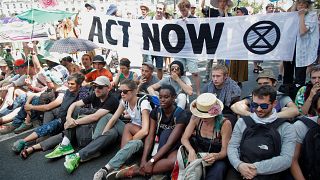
[299,86,320,115]
[277,102,299,119]
[147,82,161,96]
[253,123,296,175]
[200,0,205,9]
[290,143,305,180]
[132,109,150,140]
[153,123,186,162]
[66,100,85,121]
[76,108,109,125]
[141,117,157,166]
[231,99,251,116]
[102,104,125,133]
[181,115,199,162]
[112,72,120,87]
[25,93,64,112]
[31,54,43,73]
[299,10,308,35]
[227,118,245,170]
[173,75,193,96]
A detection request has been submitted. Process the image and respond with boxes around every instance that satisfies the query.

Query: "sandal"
[253,69,259,73]
[20,146,35,160]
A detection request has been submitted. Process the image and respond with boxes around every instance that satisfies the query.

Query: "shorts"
[175,57,199,73]
[151,55,164,69]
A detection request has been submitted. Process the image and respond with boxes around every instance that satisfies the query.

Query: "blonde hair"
[212,64,229,76]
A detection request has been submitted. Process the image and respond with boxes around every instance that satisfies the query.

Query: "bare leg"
[151,150,177,174]
[23,132,39,142]
[120,123,140,148]
[0,107,21,124]
[157,69,163,80]
[24,112,32,124]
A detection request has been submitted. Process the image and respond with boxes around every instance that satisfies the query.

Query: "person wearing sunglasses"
[148,61,193,110]
[44,76,119,160]
[93,79,152,179]
[227,85,296,179]
[231,69,299,119]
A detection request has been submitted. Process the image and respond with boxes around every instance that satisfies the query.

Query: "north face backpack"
[240,116,287,180]
[298,117,320,180]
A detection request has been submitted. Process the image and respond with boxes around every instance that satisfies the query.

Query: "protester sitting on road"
[148,61,193,110]
[137,62,159,94]
[231,69,299,119]
[0,70,67,135]
[295,65,320,115]
[116,85,189,179]
[291,92,320,180]
[175,0,201,96]
[202,64,241,113]
[44,76,118,159]
[180,93,232,180]
[112,58,138,88]
[80,54,94,75]
[227,85,296,179]
[11,73,89,158]
[93,79,151,179]
[85,55,113,83]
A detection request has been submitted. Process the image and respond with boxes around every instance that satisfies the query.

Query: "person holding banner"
[282,0,319,96]
[147,61,193,110]
[176,0,201,96]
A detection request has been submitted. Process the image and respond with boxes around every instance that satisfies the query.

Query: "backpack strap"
[241,116,256,128]
[268,118,288,129]
[298,116,319,129]
[137,94,147,114]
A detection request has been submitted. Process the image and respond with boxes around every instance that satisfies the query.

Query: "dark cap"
[92,55,106,63]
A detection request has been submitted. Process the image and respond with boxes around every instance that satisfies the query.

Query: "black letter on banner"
[88,16,103,43]
[105,20,118,45]
[118,21,130,47]
[161,24,185,53]
[187,23,224,54]
[141,23,160,51]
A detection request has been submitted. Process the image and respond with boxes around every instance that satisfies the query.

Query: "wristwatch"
[150,158,155,163]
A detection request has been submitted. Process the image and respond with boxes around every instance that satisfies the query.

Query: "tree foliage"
[232,0,263,14]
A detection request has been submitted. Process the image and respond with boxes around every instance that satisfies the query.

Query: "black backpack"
[298,117,320,180]
[240,116,287,180]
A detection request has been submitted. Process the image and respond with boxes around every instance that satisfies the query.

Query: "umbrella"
[49,37,99,53]
[17,8,76,24]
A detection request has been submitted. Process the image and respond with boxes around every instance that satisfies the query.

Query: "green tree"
[314,0,320,9]
[232,0,263,14]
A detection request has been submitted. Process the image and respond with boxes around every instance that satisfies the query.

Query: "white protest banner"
[80,12,300,61]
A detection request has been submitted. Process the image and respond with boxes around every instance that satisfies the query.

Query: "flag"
[39,0,58,8]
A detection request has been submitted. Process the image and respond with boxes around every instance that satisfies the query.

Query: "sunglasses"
[251,102,270,110]
[171,67,180,71]
[119,89,132,94]
[93,85,107,90]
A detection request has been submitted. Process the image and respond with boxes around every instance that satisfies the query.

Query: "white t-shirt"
[120,99,152,126]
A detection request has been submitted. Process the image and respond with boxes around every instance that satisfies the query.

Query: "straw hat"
[190,93,224,118]
[210,0,234,8]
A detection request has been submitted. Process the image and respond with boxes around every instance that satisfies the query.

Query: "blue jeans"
[34,118,62,137]
[12,96,41,128]
[205,160,227,180]
[0,94,26,117]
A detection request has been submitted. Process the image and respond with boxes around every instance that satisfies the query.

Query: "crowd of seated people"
[0,0,319,180]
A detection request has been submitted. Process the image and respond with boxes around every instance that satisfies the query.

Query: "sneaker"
[64,153,80,173]
[106,171,119,180]
[116,164,139,178]
[0,124,16,134]
[93,168,108,180]
[13,122,32,134]
[12,139,26,153]
[45,143,74,159]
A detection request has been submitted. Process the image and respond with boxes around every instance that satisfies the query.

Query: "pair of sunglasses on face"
[118,89,132,94]
[170,66,180,71]
[251,102,271,110]
[93,85,107,90]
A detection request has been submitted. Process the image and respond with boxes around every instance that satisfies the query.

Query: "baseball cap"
[14,59,25,67]
[92,76,110,86]
[142,62,154,70]
[92,55,106,63]
[0,59,7,66]
[256,69,277,82]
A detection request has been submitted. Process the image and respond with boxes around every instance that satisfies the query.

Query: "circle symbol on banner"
[243,21,280,55]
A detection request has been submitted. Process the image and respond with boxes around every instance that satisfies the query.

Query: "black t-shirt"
[202,7,232,18]
[82,93,119,114]
[150,106,189,135]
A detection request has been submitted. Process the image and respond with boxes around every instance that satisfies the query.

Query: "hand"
[298,9,307,16]
[24,78,31,86]
[238,163,257,180]
[203,153,219,164]
[171,72,179,81]
[64,119,77,129]
[6,98,13,106]
[187,150,197,164]
[310,83,320,97]
[139,76,147,84]
[24,103,33,111]
[140,159,147,169]
[142,161,154,174]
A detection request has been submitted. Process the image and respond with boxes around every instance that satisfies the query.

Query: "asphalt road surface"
[0,60,282,180]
